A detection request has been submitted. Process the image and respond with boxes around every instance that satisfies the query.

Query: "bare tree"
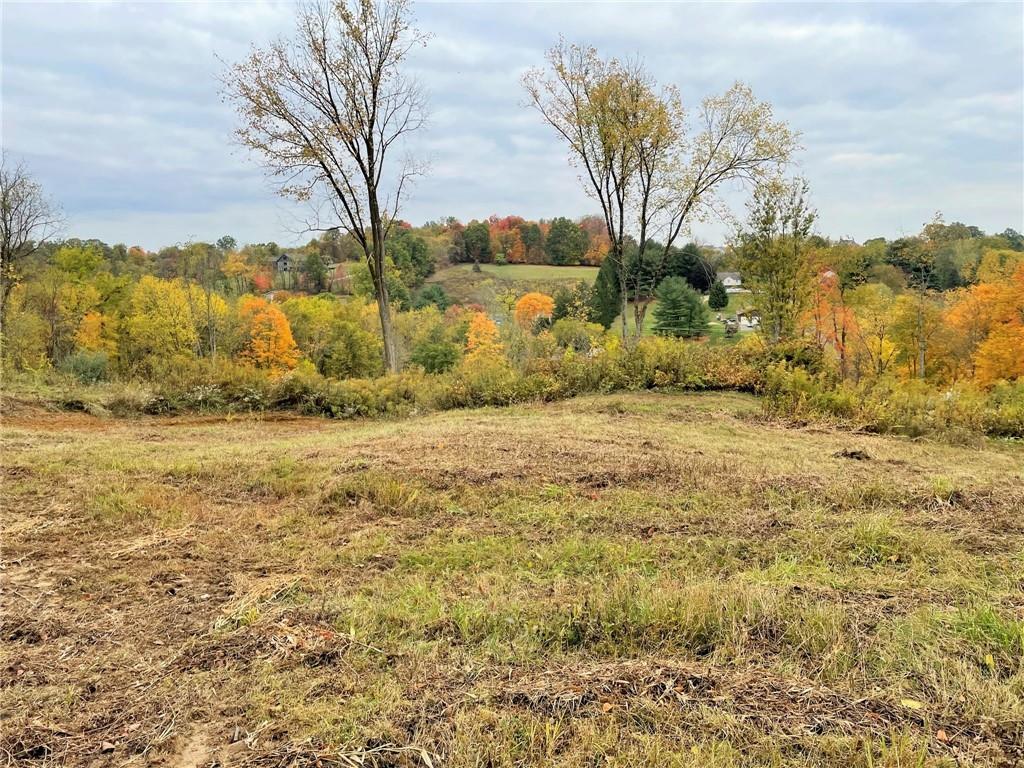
[523,42,644,340]
[524,43,797,341]
[0,154,63,329]
[222,0,428,372]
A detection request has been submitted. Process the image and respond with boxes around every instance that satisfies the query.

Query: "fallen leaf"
[601,702,612,712]
[936,729,949,742]
[900,699,924,710]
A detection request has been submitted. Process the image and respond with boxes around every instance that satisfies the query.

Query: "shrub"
[551,318,603,352]
[762,366,1024,439]
[59,350,110,384]
[409,341,460,374]
[321,321,384,379]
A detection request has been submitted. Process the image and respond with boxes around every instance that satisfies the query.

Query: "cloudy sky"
[3,1,1022,250]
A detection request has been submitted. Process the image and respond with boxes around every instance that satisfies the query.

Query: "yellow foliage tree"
[465,311,502,359]
[122,276,199,369]
[513,292,555,330]
[75,311,118,355]
[238,296,301,371]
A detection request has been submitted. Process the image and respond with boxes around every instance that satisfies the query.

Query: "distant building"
[274,253,294,273]
[716,271,745,293]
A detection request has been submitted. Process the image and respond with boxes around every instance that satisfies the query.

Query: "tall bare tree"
[524,42,797,341]
[0,154,63,330]
[222,0,428,372]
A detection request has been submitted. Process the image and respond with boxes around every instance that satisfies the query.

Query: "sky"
[2,0,1022,250]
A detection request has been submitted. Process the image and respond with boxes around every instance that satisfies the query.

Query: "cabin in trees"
[716,271,745,293]
[274,253,294,273]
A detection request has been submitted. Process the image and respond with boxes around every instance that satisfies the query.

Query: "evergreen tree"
[708,280,729,310]
[545,217,587,265]
[462,221,492,272]
[652,276,709,338]
[589,256,621,328]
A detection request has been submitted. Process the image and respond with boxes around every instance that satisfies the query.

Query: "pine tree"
[589,256,621,328]
[708,280,729,310]
[652,276,709,338]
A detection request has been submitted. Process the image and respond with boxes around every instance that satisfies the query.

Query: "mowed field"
[428,263,598,305]
[2,392,1023,767]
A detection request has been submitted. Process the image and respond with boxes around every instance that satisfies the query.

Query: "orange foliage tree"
[75,310,118,355]
[513,292,555,329]
[238,296,300,371]
[945,263,1024,385]
[806,270,857,379]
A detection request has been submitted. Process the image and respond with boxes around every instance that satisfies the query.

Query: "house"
[716,271,745,293]
[273,253,293,273]
[736,308,761,328]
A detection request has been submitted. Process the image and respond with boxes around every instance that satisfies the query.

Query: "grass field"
[430,265,749,345]
[3,392,1023,767]
[428,263,598,305]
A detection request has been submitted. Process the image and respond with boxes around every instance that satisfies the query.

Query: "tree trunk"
[370,243,399,373]
[916,303,926,380]
[633,301,648,340]
[377,294,398,373]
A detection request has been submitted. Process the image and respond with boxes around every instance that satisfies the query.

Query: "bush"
[409,341,460,374]
[551,318,603,352]
[58,350,110,384]
[321,321,384,379]
[762,366,1024,439]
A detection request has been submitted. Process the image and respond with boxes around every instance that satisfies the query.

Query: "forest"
[3,179,1023,438]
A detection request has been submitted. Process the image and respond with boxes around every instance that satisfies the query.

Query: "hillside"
[427,263,599,305]
[3,392,1022,767]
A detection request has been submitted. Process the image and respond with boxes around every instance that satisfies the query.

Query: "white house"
[716,271,745,293]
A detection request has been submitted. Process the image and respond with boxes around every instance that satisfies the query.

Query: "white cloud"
[2,0,1021,248]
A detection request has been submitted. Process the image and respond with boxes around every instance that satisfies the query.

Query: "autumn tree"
[524,43,795,341]
[847,283,898,379]
[122,277,200,371]
[0,154,62,328]
[465,311,502,359]
[238,296,301,371]
[807,269,857,379]
[222,0,429,373]
[514,292,555,330]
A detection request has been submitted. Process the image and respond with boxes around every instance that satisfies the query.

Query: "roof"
[716,271,742,282]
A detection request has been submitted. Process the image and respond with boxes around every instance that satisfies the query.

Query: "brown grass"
[2,391,1022,767]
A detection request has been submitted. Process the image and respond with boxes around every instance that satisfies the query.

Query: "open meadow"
[427,264,599,306]
[2,392,1022,767]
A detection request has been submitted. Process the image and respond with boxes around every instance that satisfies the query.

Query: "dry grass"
[2,391,1022,767]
